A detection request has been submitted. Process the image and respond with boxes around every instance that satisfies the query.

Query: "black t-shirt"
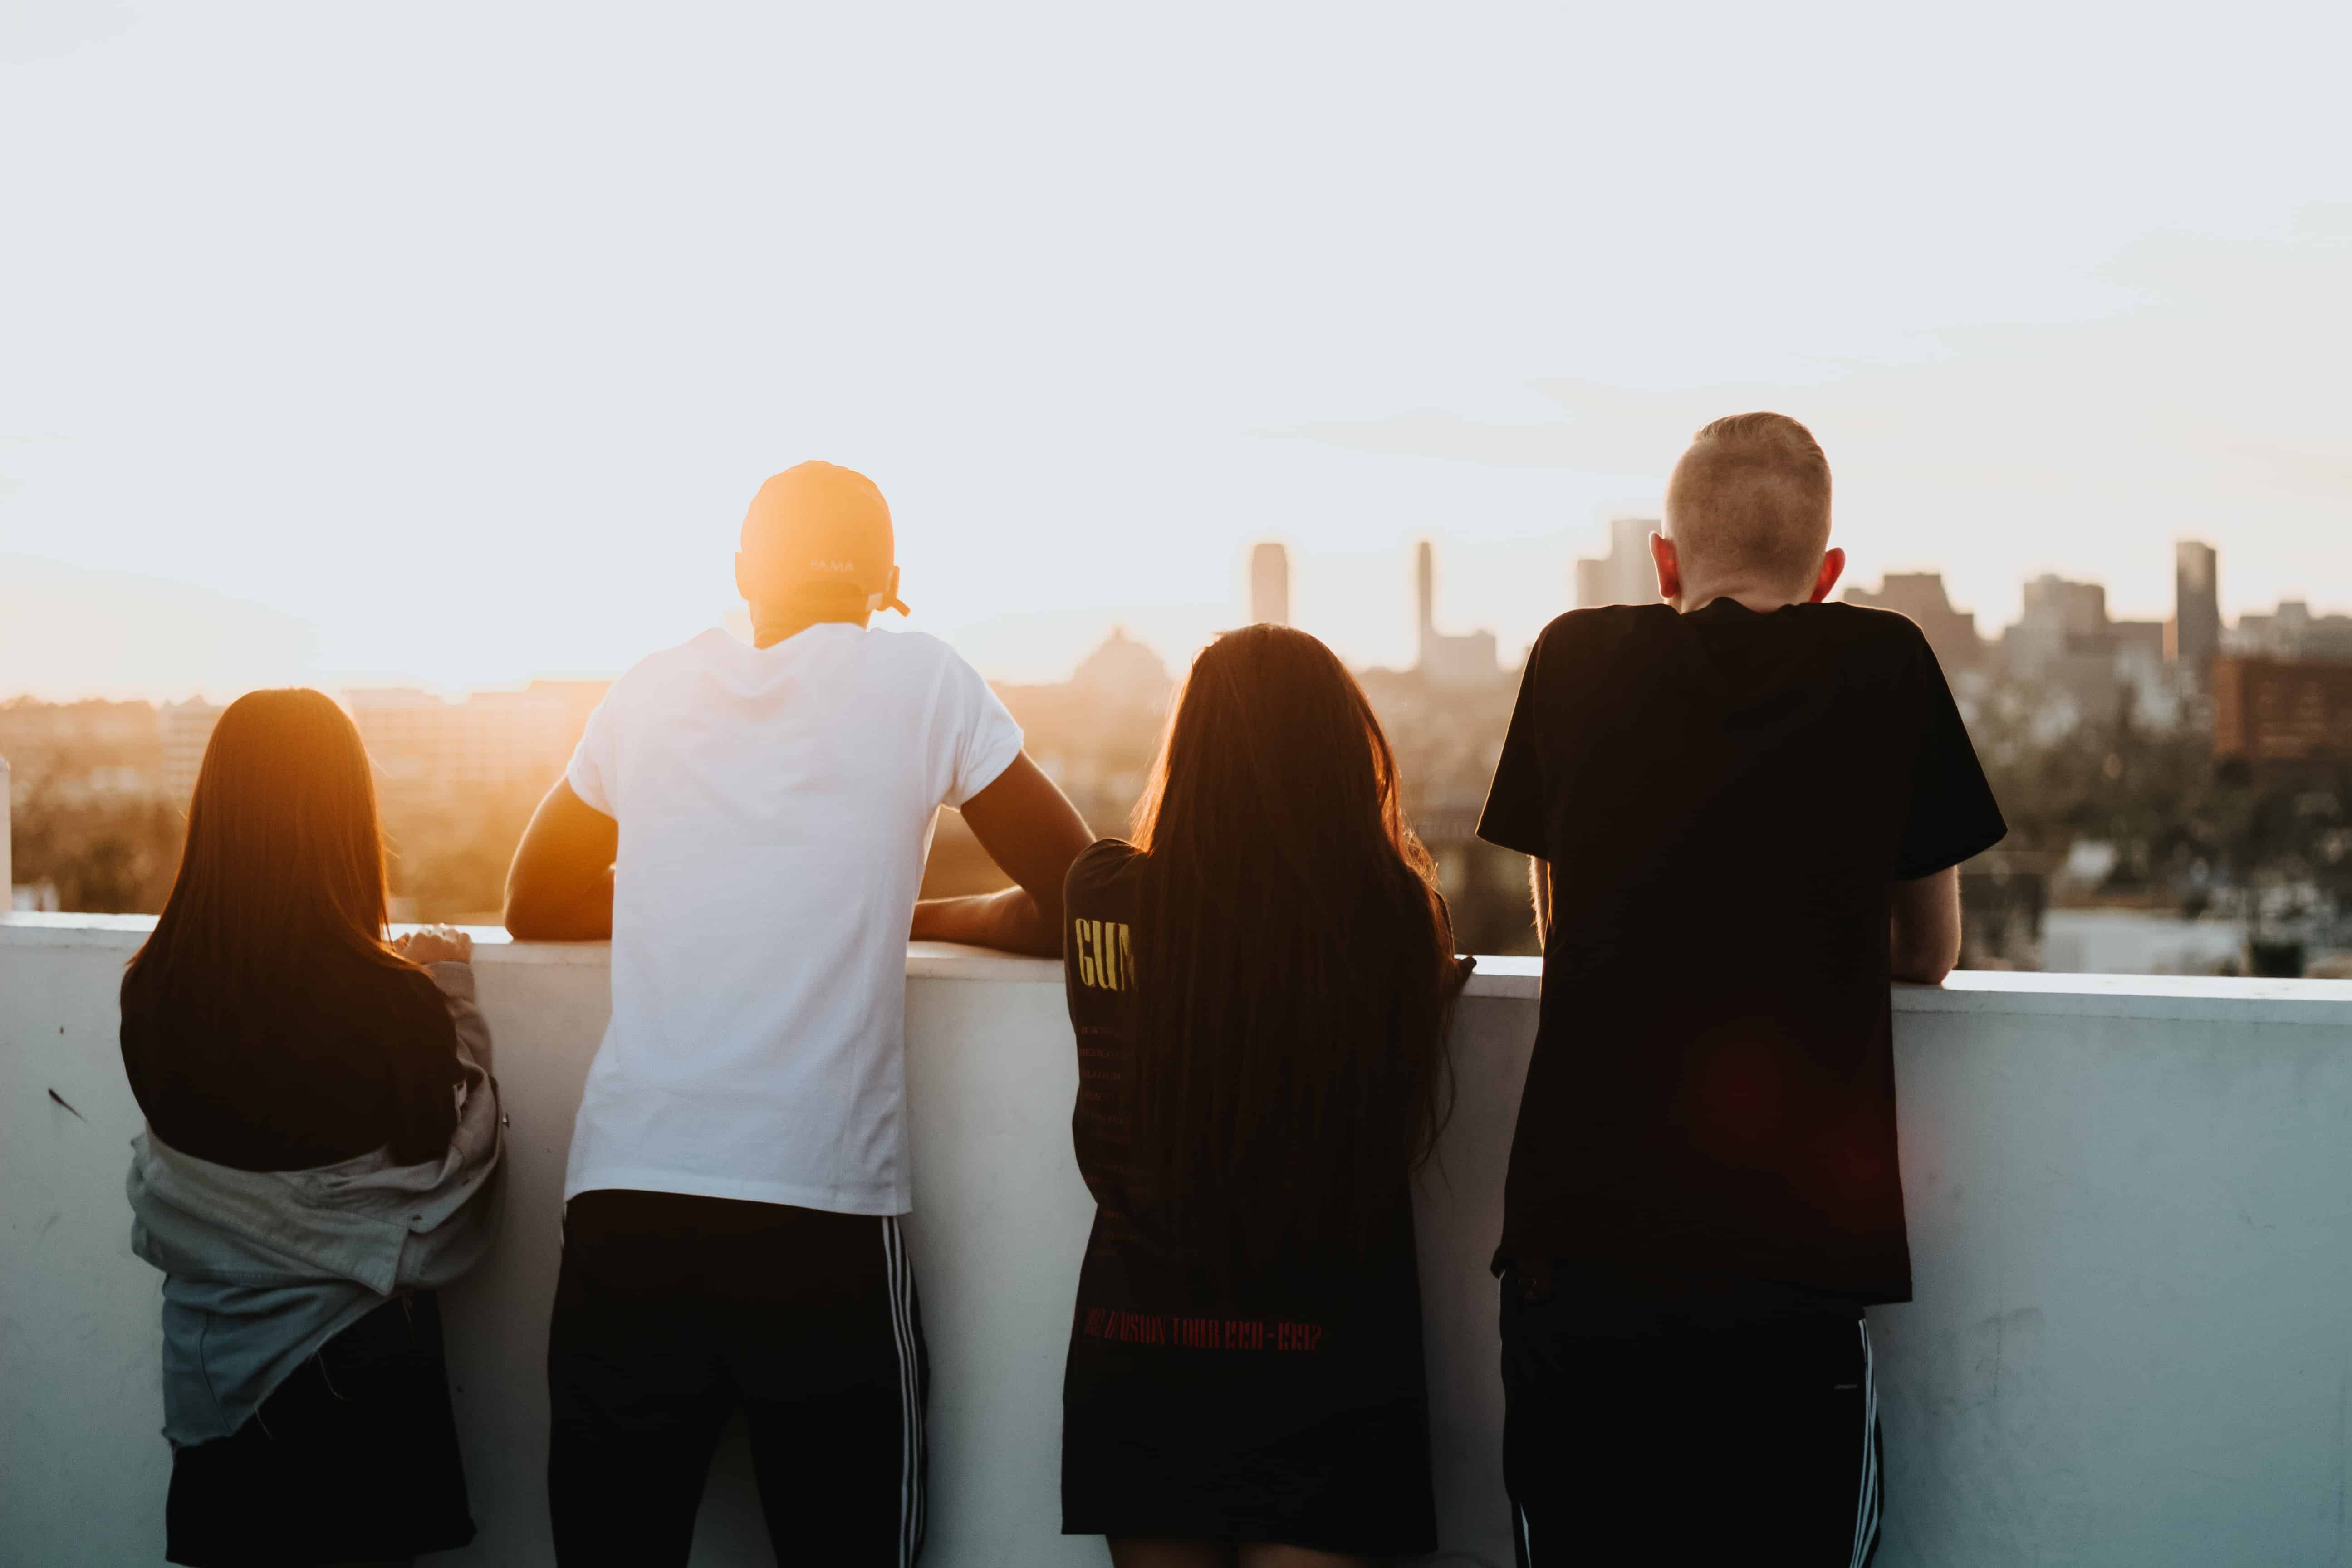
[120,945,462,1172]
[1477,600,2005,1303]
[1058,840,1429,1416]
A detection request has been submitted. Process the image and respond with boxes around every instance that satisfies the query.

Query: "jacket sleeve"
[423,960,493,1075]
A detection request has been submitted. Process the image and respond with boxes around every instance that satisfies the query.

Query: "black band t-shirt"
[1059,839,1428,1398]
[1477,599,2005,1304]
[1055,840,1439,1554]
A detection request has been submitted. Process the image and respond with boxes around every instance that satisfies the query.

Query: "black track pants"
[1500,1267,1881,1567]
[547,1189,929,1567]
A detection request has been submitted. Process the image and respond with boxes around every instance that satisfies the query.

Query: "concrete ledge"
[7,916,2352,1566]
[12,912,2342,1016]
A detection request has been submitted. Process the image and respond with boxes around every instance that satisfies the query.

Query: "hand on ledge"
[394,925,473,965]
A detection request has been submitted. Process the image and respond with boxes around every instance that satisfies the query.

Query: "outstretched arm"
[1528,857,1553,948]
[911,754,1093,958]
[504,780,619,940]
[1889,864,1962,984]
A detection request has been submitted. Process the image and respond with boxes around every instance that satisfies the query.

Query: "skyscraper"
[1414,541,1500,689]
[1574,516,1661,608]
[2170,541,2220,687]
[1250,542,1290,627]
[1416,540,1436,647]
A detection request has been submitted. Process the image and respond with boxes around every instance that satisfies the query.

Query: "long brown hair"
[1126,625,1458,1275]
[127,688,408,994]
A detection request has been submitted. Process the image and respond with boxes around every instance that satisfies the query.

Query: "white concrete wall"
[5,914,2352,1566]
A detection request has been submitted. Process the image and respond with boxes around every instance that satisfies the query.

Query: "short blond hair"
[1664,412,1832,590]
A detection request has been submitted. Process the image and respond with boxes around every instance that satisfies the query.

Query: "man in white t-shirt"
[505,461,1092,1567]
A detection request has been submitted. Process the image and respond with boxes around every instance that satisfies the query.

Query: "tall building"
[1574,516,1661,608]
[1416,540,1435,642]
[2169,541,2220,685]
[1249,542,1290,627]
[1415,542,1500,689]
[2004,575,2112,674]
[1843,573,1984,671]
[1996,573,2190,735]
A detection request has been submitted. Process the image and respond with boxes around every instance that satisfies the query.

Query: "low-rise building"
[2228,601,2352,666]
[159,700,224,802]
[344,681,608,796]
[2213,657,2352,762]
[1844,572,1985,671]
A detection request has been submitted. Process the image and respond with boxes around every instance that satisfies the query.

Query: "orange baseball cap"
[740,461,911,615]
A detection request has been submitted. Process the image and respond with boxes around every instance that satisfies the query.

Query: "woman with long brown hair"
[1058,625,1470,1568]
[120,688,502,1568]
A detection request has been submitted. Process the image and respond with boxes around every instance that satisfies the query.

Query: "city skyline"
[7,524,2350,704]
[11,529,2343,724]
[13,524,2347,964]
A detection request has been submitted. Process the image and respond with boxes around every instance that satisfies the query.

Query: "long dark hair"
[1126,625,1459,1276]
[126,689,410,996]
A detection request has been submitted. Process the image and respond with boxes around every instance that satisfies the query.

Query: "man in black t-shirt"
[1476,412,2005,1566]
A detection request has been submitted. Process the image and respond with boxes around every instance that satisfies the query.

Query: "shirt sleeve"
[1477,626,1552,858]
[941,649,1026,808]
[1894,635,2008,880]
[564,691,621,818]
[1060,838,1129,1017]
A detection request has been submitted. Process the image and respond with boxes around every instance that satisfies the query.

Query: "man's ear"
[1649,532,1681,604]
[1809,546,1846,604]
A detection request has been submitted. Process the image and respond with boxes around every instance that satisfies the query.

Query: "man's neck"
[1670,583,1805,616]
[750,605,871,648]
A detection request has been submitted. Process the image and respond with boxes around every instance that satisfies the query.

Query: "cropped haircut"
[1664,412,1833,592]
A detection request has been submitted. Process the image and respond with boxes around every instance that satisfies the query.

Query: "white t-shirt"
[560,623,1024,1214]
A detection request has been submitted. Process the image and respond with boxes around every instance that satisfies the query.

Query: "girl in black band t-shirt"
[1057,626,1470,1566]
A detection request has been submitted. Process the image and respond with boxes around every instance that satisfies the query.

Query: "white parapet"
[4,915,2352,1566]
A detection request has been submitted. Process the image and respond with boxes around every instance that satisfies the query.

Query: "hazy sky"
[4,0,2347,699]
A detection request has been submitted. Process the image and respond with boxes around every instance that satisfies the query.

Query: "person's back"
[117,688,498,1568]
[561,619,1026,1211]
[1477,413,2006,1564]
[1057,626,1468,1568]
[1486,596,1983,1295]
[507,461,1093,1566]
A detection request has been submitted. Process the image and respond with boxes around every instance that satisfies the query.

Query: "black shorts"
[1061,1318,1436,1557]
[1499,1264,1882,1567]
[545,1188,929,1568]
[1062,1383,1435,1557]
[164,1291,475,1568]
